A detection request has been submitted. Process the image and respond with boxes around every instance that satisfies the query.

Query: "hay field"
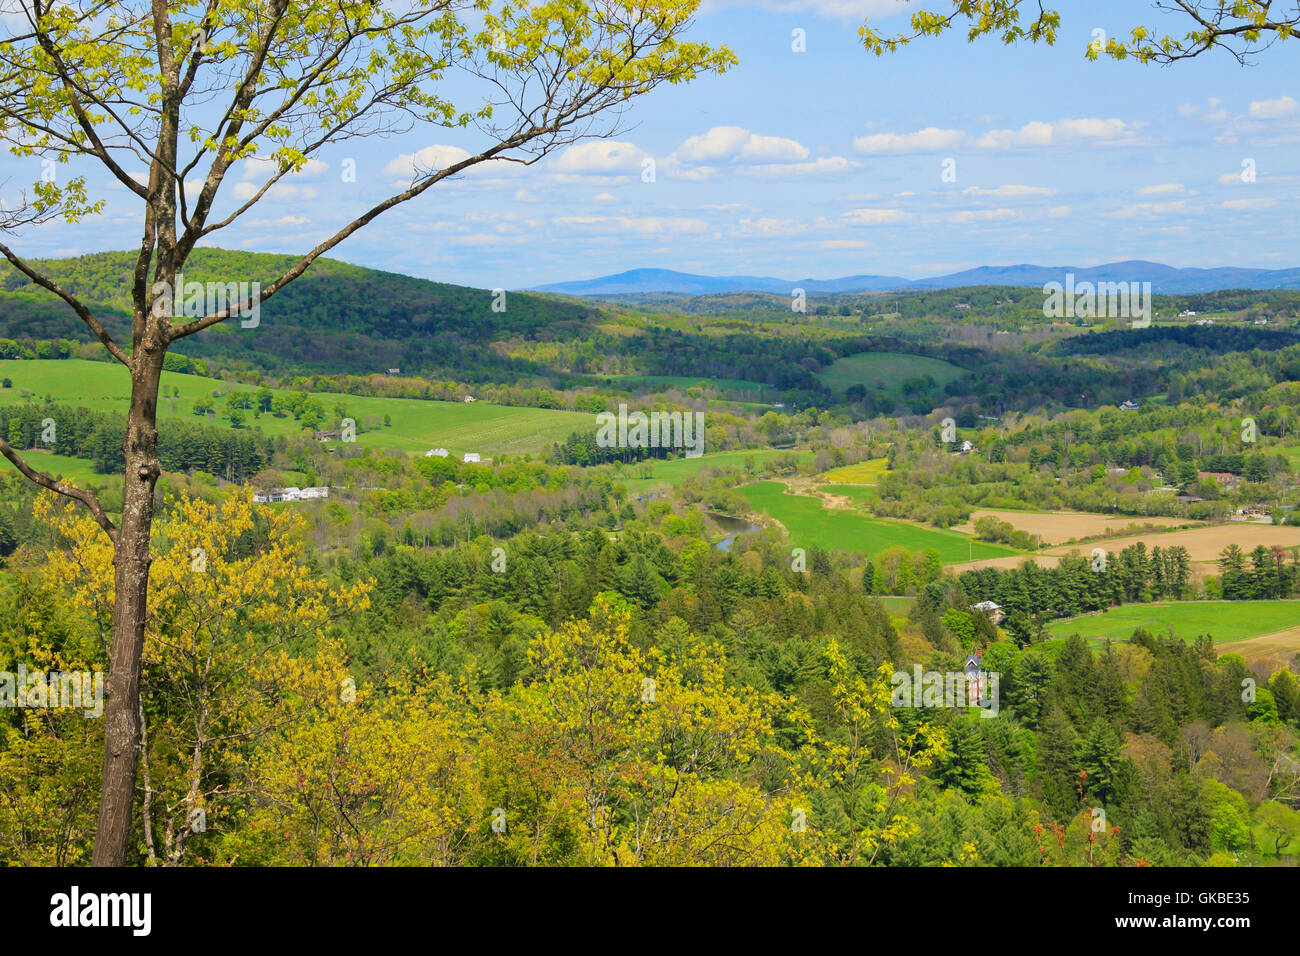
[953,509,1196,545]
[1043,523,1300,563]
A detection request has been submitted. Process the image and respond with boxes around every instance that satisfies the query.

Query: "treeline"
[1219,544,1300,600]
[0,341,209,376]
[0,403,273,481]
[549,429,671,466]
[959,544,1195,636]
[1062,324,1300,357]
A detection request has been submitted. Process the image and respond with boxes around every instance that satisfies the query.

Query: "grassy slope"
[816,352,965,393]
[619,449,813,495]
[1045,600,1300,644]
[739,480,1020,563]
[0,359,589,458]
[823,458,889,483]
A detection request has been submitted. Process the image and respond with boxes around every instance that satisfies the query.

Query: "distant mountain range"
[532,261,1300,297]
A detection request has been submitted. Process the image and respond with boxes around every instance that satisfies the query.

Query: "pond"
[709,512,761,552]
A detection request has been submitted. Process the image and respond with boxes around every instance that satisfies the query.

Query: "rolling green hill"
[0,249,596,377]
[0,358,589,463]
[739,480,1019,563]
[816,351,966,394]
[1045,600,1300,644]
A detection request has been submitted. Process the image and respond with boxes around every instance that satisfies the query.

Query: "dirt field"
[946,554,1062,574]
[1217,626,1300,671]
[953,509,1196,545]
[1044,523,1300,564]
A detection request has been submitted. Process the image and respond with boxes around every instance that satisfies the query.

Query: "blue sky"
[6,0,1299,289]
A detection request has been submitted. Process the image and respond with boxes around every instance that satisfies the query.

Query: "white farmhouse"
[425,448,450,458]
[463,452,481,464]
[253,485,328,503]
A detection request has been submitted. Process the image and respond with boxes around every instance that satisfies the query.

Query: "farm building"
[253,486,329,504]
[970,601,1004,625]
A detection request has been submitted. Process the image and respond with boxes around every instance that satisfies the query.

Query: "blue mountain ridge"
[532,261,1300,296]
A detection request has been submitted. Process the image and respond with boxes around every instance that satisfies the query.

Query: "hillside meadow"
[1045,600,1300,644]
[816,352,965,394]
[739,480,1020,563]
[0,358,589,459]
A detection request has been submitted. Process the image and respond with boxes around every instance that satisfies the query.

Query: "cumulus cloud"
[741,156,856,178]
[383,145,474,180]
[550,140,647,174]
[676,126,810,164]
[663,126,850,179]
[1218,169,1256,185]
[1249,95,1298,120]
[1105,199,1188,220]
[842,208,908,225]
[949,208,1016,224]
[976,118,1141,149]
[733,217,809,238]
[1136,183,1186,196]
[853,127,964,154]
[1220,197,1278,211]
[962,184,1055,199]
[553,215,707,236]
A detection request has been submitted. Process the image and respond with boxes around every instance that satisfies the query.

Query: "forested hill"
[0,249,596,375]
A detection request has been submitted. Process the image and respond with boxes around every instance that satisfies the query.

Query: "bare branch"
[0,240,131,365]
[0,438,118,543]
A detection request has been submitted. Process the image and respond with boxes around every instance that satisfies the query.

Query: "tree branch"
[0,240,131,366]
[0,438,118,543]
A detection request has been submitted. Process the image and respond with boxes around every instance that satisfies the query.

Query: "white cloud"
[853,127,964,154]
[842,208,908,226]
[676,126,810,164]
[1105,199,1188,220]
[513,189,539,202]
[1220,197,1278,210]
[383,145,473,179]
[976,118,1141,149]
[1249,95,1298,119]
[962,184,1055,199]
[552,140,647,174]
[819,239,870,249]
[950,208,1016,224]
[740,156,855,178]
[593,192,617,203]
[554,215,707,236]
[1136,183,1186,196]
[1204,98,1231,123]
[734,217,809,238]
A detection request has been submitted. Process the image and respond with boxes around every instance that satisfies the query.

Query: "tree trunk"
[92,352,164,866]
